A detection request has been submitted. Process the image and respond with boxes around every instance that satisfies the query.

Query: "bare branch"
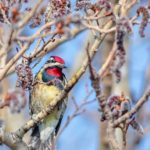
[114,88,150,126]
[14,20,113,139]
[17,0,43,29]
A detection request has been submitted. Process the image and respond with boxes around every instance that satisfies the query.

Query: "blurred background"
[0,0,150,150]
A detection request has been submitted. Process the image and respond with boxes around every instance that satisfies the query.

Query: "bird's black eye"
[51,59,56,63]
[50,57,56,63]
[47,57,56,63]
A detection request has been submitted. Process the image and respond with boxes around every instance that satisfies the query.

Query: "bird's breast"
[30,83,61,114]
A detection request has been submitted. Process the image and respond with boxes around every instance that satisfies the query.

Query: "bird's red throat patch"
[46,68,62,77]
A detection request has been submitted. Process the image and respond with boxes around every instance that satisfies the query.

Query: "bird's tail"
[28,125,41,150]
[29,125,55,150]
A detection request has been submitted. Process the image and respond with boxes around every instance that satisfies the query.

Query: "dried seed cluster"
[45,0,71,23]
[101,94,143,134]
[97,0,112,12]
[76,0,113,15]
[76,0,91,10]
[15,60,33,90]
[0,1,29,24]
[137,6,150,37]
[112,17,132,83]
[107,94,132,119]
[1,89,26,113]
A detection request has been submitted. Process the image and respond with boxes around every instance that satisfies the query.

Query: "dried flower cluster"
[107,94,132,119]
[0,0,44,28]
[111,17,132,83]
[96,0,112,13]
[0,2,9,23]
[29,7,45,28]
[76,0,113,15]
[76,0,91,10]
[101,93,144,134]
[15,58,33,90]
[100,94,131,121]
[137,6,150,37]
[45,0,71,23]
[0,1,27,24]
[0,89,26,113]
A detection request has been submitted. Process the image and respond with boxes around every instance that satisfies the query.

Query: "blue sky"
[1,1,150,150]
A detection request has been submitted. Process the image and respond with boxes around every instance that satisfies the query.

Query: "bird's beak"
[59,63,67,69]
[62,64,67,68]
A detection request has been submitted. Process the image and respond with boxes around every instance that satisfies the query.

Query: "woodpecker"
[29,56,67,150]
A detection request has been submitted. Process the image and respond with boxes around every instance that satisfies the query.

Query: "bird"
[29,56,67,150]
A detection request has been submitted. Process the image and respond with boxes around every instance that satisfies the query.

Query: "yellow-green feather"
[31,83,61,113]
[30,71,66,143]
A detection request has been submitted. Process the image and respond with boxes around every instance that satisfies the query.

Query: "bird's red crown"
[51,56,65,64]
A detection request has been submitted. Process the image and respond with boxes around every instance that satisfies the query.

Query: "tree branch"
[14,20,113,140]
[114,88,150,127]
